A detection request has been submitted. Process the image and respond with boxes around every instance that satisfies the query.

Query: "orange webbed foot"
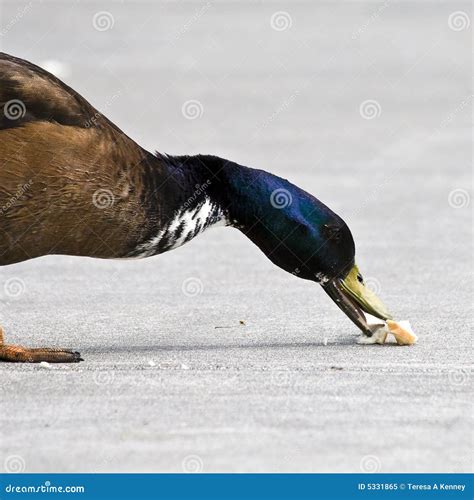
[0,327,83,363]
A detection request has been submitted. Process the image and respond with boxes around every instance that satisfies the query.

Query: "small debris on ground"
[215,320,247,329]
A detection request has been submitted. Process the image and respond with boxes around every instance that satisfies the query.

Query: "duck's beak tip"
[322,263,392,334]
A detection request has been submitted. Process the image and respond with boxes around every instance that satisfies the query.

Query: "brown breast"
[0,52,153,265]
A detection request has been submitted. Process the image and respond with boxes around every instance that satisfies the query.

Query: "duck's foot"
[0,345,83,363]
[0,327,82,363]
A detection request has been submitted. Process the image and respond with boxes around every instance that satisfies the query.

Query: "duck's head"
[222,163,392,335]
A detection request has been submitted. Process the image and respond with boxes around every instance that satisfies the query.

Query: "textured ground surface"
[0,1,471,473]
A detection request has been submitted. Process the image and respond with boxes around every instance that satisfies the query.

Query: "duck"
[0,52,393,363]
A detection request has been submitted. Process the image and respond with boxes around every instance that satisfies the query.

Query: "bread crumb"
[387,320,417,345]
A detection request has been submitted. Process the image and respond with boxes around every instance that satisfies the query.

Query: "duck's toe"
[0,345,83,363]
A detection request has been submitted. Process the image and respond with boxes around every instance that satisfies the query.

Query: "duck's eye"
[357,274,364,284]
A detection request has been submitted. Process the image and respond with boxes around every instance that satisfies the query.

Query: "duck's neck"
[130,154,246,257]
[130,153,352,282]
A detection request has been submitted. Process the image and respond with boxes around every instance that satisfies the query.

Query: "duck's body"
[0,53,204,264]
[0,52,393,362]
[0,121,222,264]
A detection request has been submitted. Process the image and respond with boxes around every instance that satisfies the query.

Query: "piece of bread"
[386,320,417,345]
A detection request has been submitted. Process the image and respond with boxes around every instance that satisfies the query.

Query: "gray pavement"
[0,1,471,473]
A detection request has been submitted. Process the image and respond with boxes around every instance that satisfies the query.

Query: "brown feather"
[0,53,157,264]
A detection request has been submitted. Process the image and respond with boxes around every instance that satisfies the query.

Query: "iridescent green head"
[220,161,392,335]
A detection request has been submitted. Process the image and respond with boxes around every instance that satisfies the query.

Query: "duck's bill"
[323,264,392,336]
